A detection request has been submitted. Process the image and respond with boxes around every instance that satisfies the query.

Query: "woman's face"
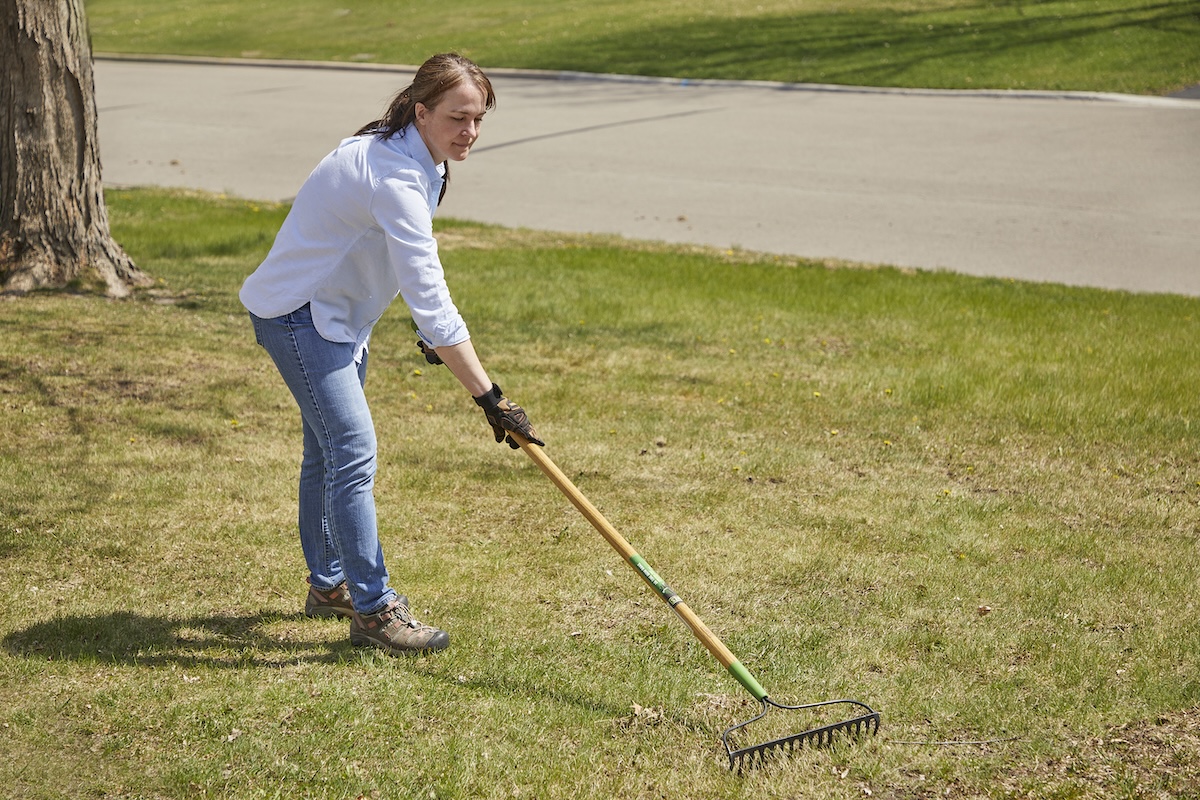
[415,83,488,164]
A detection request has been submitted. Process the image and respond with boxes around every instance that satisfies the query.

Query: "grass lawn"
[83,0,1200,95]
[1,188,1198,798]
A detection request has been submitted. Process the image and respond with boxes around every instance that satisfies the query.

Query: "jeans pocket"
[286,303,314,326]
[250,313,265,347]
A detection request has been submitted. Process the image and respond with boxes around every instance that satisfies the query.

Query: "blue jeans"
[250,305,397,615]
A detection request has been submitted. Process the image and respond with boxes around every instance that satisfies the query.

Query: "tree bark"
[0,0,150,296]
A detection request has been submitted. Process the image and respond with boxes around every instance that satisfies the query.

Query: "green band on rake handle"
[726,660,769,702]
[508,432,878,768]
[628,554,768,701]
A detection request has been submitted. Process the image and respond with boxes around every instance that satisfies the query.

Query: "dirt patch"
[998,707,1200,799]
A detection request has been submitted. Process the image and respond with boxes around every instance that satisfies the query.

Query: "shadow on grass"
[2,610,348,667]
[3,611,662,723]
[515,0,1200,91]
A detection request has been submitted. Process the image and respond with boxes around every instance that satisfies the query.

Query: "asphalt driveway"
[94,57,1200,296]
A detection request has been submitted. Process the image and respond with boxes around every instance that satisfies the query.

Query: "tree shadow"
[514,1,1200,91]
[2,610,349,668]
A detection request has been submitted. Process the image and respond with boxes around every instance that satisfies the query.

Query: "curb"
[95,52,1200,109]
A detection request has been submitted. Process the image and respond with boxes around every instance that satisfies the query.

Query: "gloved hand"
[416,339,444,366]
[473,383,544,449]
[411,319,444,366]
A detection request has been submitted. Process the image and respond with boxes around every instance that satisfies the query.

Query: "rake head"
[722,697,881,771]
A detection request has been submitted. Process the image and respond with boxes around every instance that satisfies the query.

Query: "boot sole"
[350,630,450,655]
[305,606,353,619]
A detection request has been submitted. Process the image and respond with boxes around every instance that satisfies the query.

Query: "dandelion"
[813,391,821,398]
[413,368,423,376]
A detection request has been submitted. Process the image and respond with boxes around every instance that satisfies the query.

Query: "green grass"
[83,0,1200,95]
[2,187,1199,798]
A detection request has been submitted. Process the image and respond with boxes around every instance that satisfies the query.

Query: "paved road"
[94,57,1200,296]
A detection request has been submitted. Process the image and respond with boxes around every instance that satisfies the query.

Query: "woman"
[240,53,542,656]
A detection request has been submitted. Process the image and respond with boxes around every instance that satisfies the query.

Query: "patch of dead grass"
[997,707,1200,799]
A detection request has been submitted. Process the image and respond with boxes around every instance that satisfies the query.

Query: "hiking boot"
[305,579,407,619]
[305,579,354,619]
[349,599,449,654]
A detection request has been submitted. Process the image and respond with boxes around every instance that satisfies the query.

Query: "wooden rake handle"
[508,431,769,701]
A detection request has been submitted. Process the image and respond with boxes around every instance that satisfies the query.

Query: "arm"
[434,339,544,449]
[373,172,541,446]
[433,339,492,397]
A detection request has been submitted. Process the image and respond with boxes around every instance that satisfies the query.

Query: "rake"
[508,432,881,769]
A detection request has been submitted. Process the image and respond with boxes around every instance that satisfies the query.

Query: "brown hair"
[356,54,495,203]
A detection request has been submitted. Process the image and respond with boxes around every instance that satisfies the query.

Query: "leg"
[300,411,341,589]
[251,306,395,614]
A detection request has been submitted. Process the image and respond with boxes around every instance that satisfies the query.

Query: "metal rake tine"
[723,699,882,770]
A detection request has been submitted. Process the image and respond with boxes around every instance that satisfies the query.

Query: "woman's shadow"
[3,610,350,667]
[2,609,644,723]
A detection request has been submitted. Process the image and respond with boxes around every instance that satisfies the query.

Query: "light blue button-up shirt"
[240,125,467,363]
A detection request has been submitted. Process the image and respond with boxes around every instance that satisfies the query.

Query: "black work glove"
[416,339,444,366]
[473,383,544,449]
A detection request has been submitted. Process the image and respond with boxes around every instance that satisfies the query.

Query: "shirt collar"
[391,123,444,182]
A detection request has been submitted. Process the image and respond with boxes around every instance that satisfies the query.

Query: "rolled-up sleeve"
[371,170,470,348]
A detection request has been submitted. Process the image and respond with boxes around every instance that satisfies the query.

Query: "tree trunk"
[0,0,150,297]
